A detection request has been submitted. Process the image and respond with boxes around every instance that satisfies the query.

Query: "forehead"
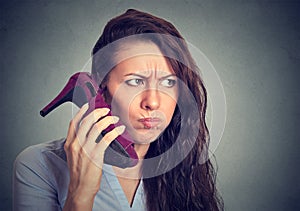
[111,41,174,76]
[112,40,163,63]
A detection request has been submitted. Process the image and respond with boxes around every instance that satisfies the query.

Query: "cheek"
[163,100,177,123]
[110,91,137,126]
[111,97,130,119]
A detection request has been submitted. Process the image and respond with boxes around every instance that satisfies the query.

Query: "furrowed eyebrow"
[124,73,177,79]
[124,73,148,79]
[159,74,177,80]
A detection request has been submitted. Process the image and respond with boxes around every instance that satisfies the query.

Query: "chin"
[131,130,162,144]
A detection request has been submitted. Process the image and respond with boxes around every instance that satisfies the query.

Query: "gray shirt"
[13,138,145,211]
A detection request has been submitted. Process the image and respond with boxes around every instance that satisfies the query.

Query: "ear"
[96,71,112,103]
[101,87,112,104]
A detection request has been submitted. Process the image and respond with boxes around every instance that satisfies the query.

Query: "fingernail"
[112,116,120,123]
[115,125,126,134]
[82,103,89,110]
[102,108,110,115]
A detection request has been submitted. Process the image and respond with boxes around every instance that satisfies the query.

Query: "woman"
[13,9,223,211]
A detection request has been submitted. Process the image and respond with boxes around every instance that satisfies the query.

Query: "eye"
[160,79,177,88]
[125,78,145,87]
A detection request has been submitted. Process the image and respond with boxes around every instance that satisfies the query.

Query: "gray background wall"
[1,0,299,210]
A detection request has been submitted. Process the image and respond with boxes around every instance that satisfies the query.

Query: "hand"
[63,104,125,211]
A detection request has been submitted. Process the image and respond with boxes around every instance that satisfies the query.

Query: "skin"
[107,54,178,145]
[63,42,178,210]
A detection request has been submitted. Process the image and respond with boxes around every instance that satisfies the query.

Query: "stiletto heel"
[40,72,98,117]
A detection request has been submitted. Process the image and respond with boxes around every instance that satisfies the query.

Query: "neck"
[134,143,150,159]
[113,143,150,179]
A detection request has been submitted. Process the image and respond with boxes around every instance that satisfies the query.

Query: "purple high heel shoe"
[40,72,138,168]
[40,72,98,117]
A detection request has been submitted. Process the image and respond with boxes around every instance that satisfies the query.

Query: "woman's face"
[105,42,178,144]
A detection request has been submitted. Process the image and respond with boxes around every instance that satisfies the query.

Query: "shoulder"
[13,139,69,210]
[14,138,67,167]
[14,138,68,186]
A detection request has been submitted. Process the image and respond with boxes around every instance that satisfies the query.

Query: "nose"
[141,89,160,111]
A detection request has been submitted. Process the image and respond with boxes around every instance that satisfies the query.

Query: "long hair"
[91,9,223,211]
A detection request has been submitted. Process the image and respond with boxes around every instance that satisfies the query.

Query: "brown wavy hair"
[91,9,223,211]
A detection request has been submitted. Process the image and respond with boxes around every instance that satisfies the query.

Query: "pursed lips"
[138,117,162,129]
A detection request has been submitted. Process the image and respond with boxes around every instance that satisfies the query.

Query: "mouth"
[138,117,162,129]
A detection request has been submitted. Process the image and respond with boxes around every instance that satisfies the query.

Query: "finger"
[65,103,89,146]
[76,108,111,146]
[85,125,126,164]
[95,125,126,154]
[74,103,90,126]
[86,116,119,143]
[82,116,120,153]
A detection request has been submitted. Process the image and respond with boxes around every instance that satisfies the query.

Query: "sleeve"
[13,146,62,211]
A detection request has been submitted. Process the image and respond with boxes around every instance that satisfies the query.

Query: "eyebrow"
[124,73,177,79]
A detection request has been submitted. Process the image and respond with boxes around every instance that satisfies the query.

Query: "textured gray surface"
[1,1,299,210]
